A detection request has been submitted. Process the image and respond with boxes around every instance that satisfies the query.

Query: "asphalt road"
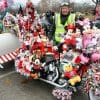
[0,33,20,56]
[0,62,89,100]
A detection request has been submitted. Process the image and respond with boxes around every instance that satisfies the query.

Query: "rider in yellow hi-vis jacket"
[54,2,76,45]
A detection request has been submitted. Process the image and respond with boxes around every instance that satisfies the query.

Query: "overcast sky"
[13,0,41,5]
[12,0,94,8]
[36,0,94,5]
[33,0,94,4]
[72,0,94,4]
[13,0,94,4]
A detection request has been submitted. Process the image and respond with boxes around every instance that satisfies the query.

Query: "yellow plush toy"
[64,65,81,86]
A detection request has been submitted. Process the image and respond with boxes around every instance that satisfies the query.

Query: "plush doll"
[74,28,83,50]
[23,35,31,50]
[18,49,25,60]
[15,58,20,72]
[74,55,81,64]
[61,50,81,64]
[30,72,39,79]
[65,24,76,39]
[53,46,59,60]
[74,53,89,76]
[18,60,23,69]
[31,49,42,62]
[30,55,42,79]
[64,65,81,86]
[82,30,93,49]
[60,50,81,86]
[32,28,39,37]
[76,17,90,29]
[24,1,35,32]
[79,65,88,76]
[66,24,75,34]
[79,54,89,64]
[62,44,68,53]
[45,41,54,54]
[33,59,42,70]
[91,52,100,62]
[25,0,35,22]
[40,35,48,46]
[17,59,25,75]
[24,18,33,31]
[23,55,32,76]
[36,24,43,32]
[31,36,45,55]
[31,40,45,55]
[64,36,76,49]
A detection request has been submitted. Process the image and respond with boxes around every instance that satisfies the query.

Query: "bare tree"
[38,0,49,13]
[61,0,70,3]
[36,0,95,13]
[37,0,62,13]
[92,0,100,3]
[92,0,100,6]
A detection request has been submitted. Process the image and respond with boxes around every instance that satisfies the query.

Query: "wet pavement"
[0,62,89,100]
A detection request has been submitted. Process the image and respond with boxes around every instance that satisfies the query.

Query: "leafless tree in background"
[92,0,100,6]
[37,0,61,13]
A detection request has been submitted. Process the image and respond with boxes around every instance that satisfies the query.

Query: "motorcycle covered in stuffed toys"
[15,28,87,100]
[15,3,100,99]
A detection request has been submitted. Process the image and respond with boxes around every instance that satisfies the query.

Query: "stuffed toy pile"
[15,1,100,100]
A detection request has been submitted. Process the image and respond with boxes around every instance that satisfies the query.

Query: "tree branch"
[92,0,98,4]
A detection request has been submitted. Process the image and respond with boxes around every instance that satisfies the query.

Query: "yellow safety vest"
[55,13,76,42]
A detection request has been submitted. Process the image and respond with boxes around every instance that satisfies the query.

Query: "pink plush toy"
[91,53,100,62]
[82,32,92,49]
[80,54,89,64]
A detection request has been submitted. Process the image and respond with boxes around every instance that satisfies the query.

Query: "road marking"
[0,71,15,79]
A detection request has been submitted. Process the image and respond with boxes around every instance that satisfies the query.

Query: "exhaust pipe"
[52,67,59,82]
[39,78,67,88]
